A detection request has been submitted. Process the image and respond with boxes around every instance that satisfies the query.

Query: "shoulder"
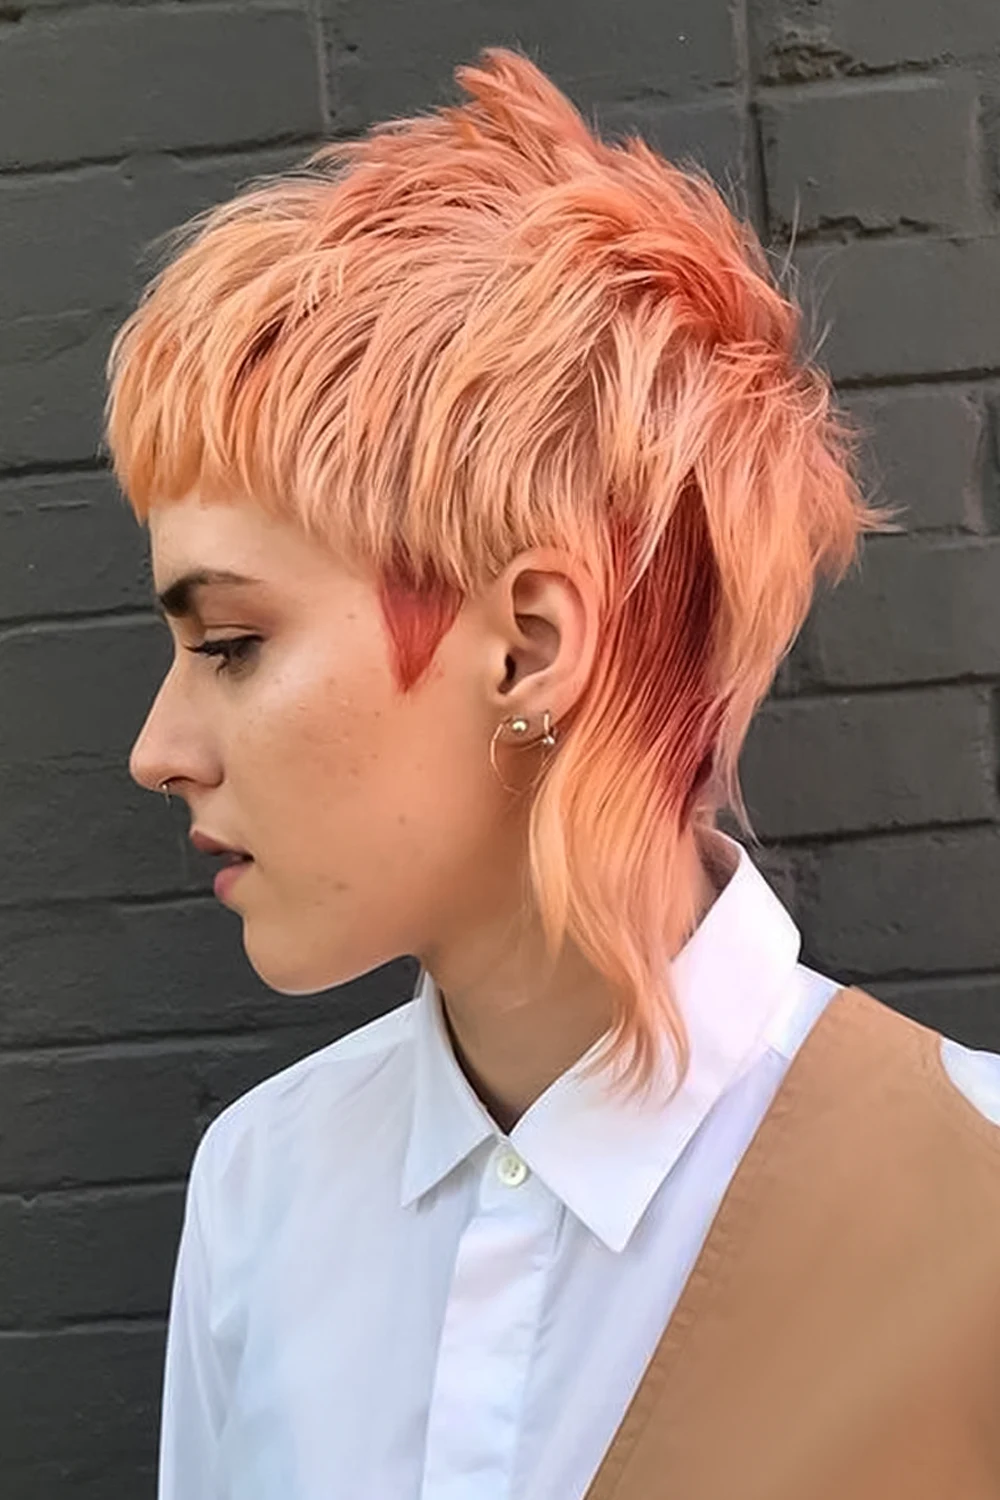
[939,1036,1000,1128]
[188,999,416,1206]
[770,969,1000,1131]
[837,983,1000,1133]
[855,987,1000,1132]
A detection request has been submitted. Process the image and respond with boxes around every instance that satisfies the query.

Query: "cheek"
[228,647,399,827]
[224,634,494,889]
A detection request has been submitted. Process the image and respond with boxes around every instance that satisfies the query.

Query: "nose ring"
[160,779,173,804]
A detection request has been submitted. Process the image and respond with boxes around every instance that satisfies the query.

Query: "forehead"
[147,493,353,596]
[148,494,279,582]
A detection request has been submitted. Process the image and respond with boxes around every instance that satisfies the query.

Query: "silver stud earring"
[488,711,558,793]
[539,708,557,749]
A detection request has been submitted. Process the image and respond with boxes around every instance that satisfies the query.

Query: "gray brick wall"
[1,2,998,1494]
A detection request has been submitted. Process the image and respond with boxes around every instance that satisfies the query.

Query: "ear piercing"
[155,713,560,804]
[488,709,559,793]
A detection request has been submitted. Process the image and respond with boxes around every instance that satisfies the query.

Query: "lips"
[189,829,253,864]
[189,830,254,905]
[219,850,251,867]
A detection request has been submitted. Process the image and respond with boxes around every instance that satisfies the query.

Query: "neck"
[424,827,724,1134]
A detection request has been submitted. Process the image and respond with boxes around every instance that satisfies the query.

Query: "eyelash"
[186,636,262,676]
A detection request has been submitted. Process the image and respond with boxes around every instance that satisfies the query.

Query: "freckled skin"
[129,494,598,1010]
[129,493,722,1125]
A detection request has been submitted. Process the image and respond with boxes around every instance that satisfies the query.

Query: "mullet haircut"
[105,47,888,1096]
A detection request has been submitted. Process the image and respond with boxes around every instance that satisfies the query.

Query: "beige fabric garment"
[584,987,1000,1500]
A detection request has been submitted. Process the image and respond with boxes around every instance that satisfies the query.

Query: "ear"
[480,547,601,725]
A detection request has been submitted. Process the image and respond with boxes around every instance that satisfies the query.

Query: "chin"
[241,924,387,998]
[245,951,329,997]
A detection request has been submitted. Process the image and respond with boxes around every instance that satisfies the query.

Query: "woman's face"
[131,494,534,994]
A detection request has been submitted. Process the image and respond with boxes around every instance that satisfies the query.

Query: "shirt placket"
[420,1139,560,1500]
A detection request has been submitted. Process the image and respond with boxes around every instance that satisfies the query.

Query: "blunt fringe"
[105,47,889,1098]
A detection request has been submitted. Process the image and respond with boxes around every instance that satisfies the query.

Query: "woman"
[106,47,1000,1500]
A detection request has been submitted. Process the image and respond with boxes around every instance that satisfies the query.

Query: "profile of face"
[130,494,596,996]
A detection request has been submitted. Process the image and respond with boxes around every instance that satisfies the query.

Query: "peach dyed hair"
[105,48,887,1096]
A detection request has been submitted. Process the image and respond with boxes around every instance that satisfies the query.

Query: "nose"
[129,661,221,798]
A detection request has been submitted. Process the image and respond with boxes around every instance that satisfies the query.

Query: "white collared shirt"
[159,834,1000,1500]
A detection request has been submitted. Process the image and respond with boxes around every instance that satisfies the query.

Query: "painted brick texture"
[2,1,999,1496]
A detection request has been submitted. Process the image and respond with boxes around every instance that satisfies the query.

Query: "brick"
[0,901,416,1047]
[0,618,166,762]
[761,76,985,236]
[0,5,323,170]
[595,99,747,200]
[872,973,1000,1053]
[794,235,1000,383]
[0,471,149,621]
[9,0,304,7]
[0,167,144,324]
[0,759,208,904]
[752,0,1000,83]
[987,395,1000,529]
[840,386,987,533]
[798,536,1000,687]
[326,0,737,134]
[752,841,800,919]
[985,95,1000,211]
[0,310,115,471]
[796,827,1000,977]
[0,1325,160,1499]
[0,144,315,324]
[714,823,801,917]
[0,1185,183,1329]
[741,685,998,840]
[0,148,321,471]
[0,1029,341,1191]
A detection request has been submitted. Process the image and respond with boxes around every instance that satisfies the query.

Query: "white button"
[495,1148,529,1188]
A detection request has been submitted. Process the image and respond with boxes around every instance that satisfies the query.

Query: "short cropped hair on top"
[105,47,890,1096]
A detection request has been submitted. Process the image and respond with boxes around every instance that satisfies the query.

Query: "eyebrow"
[155,569,262,620]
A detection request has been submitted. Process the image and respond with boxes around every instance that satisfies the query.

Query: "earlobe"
[488,708,560,794]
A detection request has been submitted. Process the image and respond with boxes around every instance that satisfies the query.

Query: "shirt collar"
[401,962,497,1207]
[400,831,802,1251]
